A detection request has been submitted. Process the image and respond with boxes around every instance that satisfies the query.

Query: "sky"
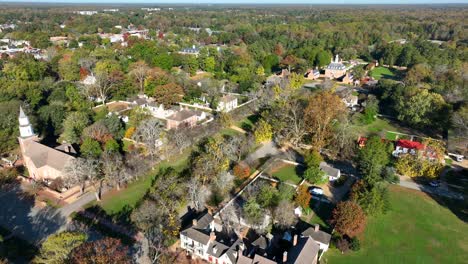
[1,0,467,4]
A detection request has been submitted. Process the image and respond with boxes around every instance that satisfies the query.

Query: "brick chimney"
[210,231,216,242]
[192,219,197,227]
[283,251,288,263]
[293,234,298,246]
[314,224,320,232]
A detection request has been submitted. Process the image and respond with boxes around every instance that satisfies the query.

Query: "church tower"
[18,106,35,138]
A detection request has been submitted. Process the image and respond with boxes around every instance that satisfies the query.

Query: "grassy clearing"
[237,114,261,132]
[220,127,242,137]
[369,66,396,80]
[99,149,191,215]
[322,185,468,264]
[351,117,399,137]
[271,163,304,185]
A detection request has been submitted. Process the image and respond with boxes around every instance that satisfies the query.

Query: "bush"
[350,237,361,251]
[233,163,251,179]
[336,238,350,253]
[0,168,18,186]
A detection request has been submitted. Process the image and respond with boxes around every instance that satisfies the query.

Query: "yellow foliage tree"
[254,119,273,144]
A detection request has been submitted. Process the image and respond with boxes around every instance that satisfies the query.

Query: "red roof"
[396,139,425,150]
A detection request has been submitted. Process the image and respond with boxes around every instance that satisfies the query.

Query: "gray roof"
[327,62,346,70]
[181,228,211,245]
[23,140,74,172]
[252,236,268,250]
[206,240,229,258]
[195,212,214,229]
[319,162,340,178]
[167,109,198,122]
[287,237,320,264]
[301,227,331,245]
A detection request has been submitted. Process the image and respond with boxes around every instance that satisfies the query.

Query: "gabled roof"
[167,109,198,122]
[396,139,425,150]
[301,227,331,245]
[23,140,74,172]
[252,236,268,250]
[287,237,319,264]
[180,228,211,245]
[319,162,340,178]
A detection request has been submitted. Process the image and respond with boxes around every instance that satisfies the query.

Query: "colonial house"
[217,95,238,112]
[301,224,331,253]
[392,139,440,161]
[181,212,326,264]
[166,109,205,130]
[18,107,75,183]
[180,212,243,264]
[304,68,320,80]
[146,102,176,119]
[319,162,341,181]
[325,55,347,79]
[179,45,200,57]
[340,73,354,85]
[335,87,359,108]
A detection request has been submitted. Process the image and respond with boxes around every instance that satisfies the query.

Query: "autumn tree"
[295,185,311,209]
[69,238,130,264]
[331,201,367,238]
[304,92,346,150]
[34,231,87,264]
[63,158,96,194]
[132,118,166,158]
[153,83,184,106]
[233,162,251,179]
[254,119,273,144]
[129,61,149,93]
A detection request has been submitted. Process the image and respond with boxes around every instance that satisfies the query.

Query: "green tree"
[257,184,279,208]
[61,112,90,144]
[350,181,389,216]
[80,138,102,158]
[243,198,263,225]
[104,138,120,152]
[33,231,87,264]
[357,136,391,185]
[0,100,21,153]
[360,95,378,124]
[288,72,305,90]
[204,56,216,73]
[315,50,331,67]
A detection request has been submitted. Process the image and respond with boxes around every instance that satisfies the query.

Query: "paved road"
[0,184,105,244]
[398,177,464,200]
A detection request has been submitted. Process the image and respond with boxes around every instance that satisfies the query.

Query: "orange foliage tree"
[331,201,367,238]
[295,185,311,209]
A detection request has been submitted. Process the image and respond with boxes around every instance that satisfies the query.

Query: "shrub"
[233,163,251,179]
[336,238,350,253]
[124,127,135,139]
[350,237,361,251]
[0,168,18,186]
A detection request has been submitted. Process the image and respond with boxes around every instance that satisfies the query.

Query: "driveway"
[398,176,464,200]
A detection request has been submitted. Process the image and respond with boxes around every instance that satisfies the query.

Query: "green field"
[351,117,398,137]
[99,150,191,215]
[369,66,397,80]
[237,114,261,132]
[271,163,304,185]
[322,185,468,264]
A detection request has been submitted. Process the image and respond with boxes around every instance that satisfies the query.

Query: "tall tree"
[69,238,130,264]
[357,136,391,185]
[304,92,346,150]
[129,61,149,93]
[34,232,87,264]
[331,201,367,238]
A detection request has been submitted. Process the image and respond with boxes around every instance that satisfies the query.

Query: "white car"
[309,187,324,196]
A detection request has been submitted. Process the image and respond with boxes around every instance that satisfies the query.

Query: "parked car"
[309,187,324,196]
[429,180,440,187]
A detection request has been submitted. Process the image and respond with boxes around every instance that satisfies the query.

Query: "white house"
[301,224,332,253]
[180,212,242,264]
[217,94,238,112]
[319,162,341,181]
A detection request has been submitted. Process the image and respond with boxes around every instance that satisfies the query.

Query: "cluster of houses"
[0,38,44,59]
[180,211,331,264]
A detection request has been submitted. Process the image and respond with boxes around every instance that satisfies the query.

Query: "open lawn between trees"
[322,185,468,264]
[369,66,398,80]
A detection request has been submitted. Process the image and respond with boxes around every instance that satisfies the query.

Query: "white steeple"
[19,106,34,138]
[335,54,339,63]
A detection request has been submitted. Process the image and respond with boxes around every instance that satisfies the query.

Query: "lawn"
[351,117,399,137]
[322,185,468,264]
[271,163,304,185]
[369,66,396,80]
[237,114,261,132]
[99,149,191,215]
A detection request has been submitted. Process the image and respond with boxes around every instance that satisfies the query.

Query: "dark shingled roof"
[206,241,229,258]
[301,227,331,245]
[180,228,211,245]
